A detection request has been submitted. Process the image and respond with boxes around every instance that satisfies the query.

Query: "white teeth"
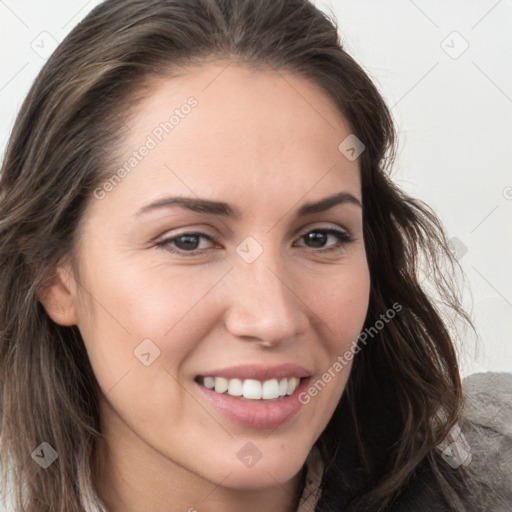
[203,376,215,389]
[214,377,228,393]
[227,378,243,397]
[202,376,301,400]
[243,379,261,399]
[287,377,300,395]
[278,378,288,397]
[262,378,279,399]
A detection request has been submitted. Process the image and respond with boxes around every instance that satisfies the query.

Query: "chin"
[200,440,311,490]
[221,460,304,490]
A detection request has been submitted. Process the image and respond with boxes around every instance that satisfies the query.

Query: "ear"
[38,264,79,326]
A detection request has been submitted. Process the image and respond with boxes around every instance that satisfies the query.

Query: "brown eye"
[297,228,353,252]
[156,232,216,255]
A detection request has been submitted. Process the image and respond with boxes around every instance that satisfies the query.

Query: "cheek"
[298,263,369,424]
[307,261,370,352]
[76,256,231,379]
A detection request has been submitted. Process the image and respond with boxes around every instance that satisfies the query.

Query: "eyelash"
[154,227,354,256]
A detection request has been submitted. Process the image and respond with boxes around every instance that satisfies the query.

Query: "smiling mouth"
[196,376,302,400]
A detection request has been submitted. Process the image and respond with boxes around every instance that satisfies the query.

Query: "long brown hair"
[0,1,474,510]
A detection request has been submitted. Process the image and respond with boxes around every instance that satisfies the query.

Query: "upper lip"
[197,364,311,381]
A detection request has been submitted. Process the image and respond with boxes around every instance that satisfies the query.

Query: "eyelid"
[296,223,351,237]
[155,230,218,248]
[153,225,216,242]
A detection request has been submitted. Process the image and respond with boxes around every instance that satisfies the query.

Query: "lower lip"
[194,378,310,429]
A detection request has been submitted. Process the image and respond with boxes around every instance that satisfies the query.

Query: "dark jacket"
[298,372,512,511]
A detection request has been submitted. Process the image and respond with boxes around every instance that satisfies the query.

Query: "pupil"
[176,235,199,250]
[307,232,326,248]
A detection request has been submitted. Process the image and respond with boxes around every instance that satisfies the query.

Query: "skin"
[42,61,371,512]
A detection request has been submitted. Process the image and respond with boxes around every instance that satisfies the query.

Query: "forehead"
[105,61,361,212]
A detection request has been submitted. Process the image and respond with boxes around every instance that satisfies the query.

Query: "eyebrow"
[136,191,362,218]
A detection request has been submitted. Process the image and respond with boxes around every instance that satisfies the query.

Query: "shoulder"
[458,371,512,510]
[462,371,512,429]
[389,372,512,512]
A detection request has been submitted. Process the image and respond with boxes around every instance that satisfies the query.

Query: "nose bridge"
[224,236,305,343]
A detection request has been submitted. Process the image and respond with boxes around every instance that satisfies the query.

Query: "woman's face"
[52,62,370,494]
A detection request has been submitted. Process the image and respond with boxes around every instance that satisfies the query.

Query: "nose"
[222,245,308,347]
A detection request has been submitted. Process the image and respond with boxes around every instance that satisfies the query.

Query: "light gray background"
[1,0,511,376]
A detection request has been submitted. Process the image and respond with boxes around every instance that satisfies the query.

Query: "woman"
[0,0,510,511]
